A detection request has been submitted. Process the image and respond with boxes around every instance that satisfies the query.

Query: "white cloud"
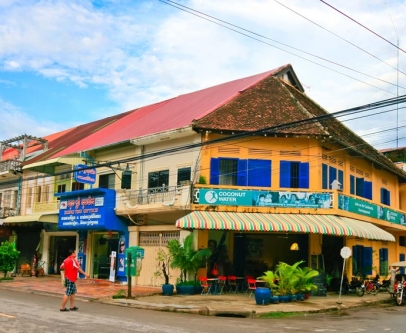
[0,98,67,141]
[0,0,405,146]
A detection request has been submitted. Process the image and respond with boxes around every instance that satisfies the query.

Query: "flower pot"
[304,293,310,300]
[162,283,174,296]
[289,294,298,301]
[254,287,271,305]
[296,293,305,301]
[270,295,280,304]
[279,295,290,303]
[176,284,185,294]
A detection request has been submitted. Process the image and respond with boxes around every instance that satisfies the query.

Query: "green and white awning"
[175,212,395,242]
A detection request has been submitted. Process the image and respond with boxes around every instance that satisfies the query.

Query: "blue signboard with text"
[56,188,127,231]
[74,164,96,185]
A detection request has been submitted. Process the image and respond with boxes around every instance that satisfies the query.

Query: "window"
[3,191,11,207]
[280,161,309,189]
[72,182,85,191]
[148,170,169,188]
[34,186,42,203]
[41,186,49,203]
[177,167,191,185]
[381,187,390,206]
[121,167,132,189]
[26,188,33,208]
[57,184,66,193]
[322,164,344,190]
[379,248,389,276]
[352,245,372,276]
[400,236,406,247]
[350,175,372,200]
[210,158,271,187]
[99,174,115,189]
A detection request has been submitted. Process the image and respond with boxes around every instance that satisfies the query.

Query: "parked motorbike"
[337,275,364,297]
[395,280,406,306]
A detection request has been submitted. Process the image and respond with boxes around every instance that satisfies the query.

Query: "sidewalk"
[0,276,395,318]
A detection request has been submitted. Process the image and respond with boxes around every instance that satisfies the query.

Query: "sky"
[0,0,405,150]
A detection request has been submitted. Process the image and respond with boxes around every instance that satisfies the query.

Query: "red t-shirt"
[61,257,80,282]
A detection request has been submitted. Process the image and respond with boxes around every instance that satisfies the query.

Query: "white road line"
[0,313,16,318]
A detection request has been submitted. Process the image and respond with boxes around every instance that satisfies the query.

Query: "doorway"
[92,233,119,279]
[48,236,76,274]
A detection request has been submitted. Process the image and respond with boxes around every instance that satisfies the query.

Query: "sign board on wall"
[74,164,96,185]
[338,194,406,225]
[194,189,333,209]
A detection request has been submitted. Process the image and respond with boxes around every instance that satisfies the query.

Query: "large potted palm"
[274,261,301,302]
[168,233,210,295]
[295,265,319,300]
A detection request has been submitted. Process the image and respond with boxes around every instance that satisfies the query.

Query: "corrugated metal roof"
[50,65,291,158]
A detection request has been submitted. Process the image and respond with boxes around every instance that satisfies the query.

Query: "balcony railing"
[0,159,22,173]
[127,185,179,206]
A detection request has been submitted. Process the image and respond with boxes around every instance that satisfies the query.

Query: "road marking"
[0,313,16,318]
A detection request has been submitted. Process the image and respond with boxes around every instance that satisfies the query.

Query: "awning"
[175,212,395,242]
[4,213,58,224]
[22,156,83,174]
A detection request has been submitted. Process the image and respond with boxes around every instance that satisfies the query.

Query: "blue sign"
[56,188,127,231]
[74,164,96,185]
[339,194,406,225]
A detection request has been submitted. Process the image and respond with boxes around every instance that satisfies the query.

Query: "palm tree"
[167,234,210,282]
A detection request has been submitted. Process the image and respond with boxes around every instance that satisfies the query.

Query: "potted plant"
[257,270,278,305]
[167,233,211,294]
[274,261,301,303]
[155,247,174,296]
[295,265,319,300]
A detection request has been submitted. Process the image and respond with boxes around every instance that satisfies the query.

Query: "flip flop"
[69,306,79,311]
[60,308,69,312]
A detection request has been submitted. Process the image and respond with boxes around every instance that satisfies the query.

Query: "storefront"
[176,211,395,279]
[56,188,129,282]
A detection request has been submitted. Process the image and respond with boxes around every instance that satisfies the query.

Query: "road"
[0,289,405,332]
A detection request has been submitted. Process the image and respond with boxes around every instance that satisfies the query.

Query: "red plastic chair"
[199,277,212,295]
[247,278,257,298]
[227,276,238,293]
[217,276,227,294]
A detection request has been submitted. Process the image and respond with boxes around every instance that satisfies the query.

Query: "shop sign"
[59,194,105,229]
[74,164,96,185]
[338,194,406,225]
[196,189,332,208]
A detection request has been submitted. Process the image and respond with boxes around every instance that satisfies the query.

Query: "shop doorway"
[92,233,119,279]
[48,236,76,274]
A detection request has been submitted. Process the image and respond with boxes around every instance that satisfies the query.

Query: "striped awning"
[175,212,395,242]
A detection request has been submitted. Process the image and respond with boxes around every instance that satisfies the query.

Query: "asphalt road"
[0,289,406,332]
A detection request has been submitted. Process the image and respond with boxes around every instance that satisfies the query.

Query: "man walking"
[60,249,89,311]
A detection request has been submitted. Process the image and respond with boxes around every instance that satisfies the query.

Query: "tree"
[167,233,210,282]
[0,240,20,277]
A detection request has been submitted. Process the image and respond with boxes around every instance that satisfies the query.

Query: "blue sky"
[1,0,405,149]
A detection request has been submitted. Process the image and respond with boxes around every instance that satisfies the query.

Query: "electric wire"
[320,0,406,54]
[274,0,406,76]
[158,0,401,95]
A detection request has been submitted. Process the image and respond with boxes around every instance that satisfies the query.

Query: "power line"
[159,0,403,94]
[274,0,406,76]
[320,0,406,54]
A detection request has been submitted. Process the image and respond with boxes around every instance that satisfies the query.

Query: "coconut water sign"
[199,189,253,206]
